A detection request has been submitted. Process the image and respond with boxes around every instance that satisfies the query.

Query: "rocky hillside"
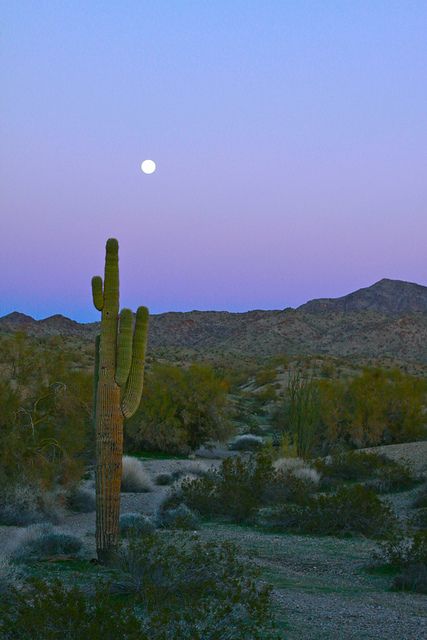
[2,279,427,363]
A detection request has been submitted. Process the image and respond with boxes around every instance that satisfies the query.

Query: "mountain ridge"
[2,279,427,363]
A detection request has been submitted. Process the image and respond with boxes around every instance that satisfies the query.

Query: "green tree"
[126,363,231,453]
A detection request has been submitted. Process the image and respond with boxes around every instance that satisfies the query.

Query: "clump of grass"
[120,513,155,536]
[155,472,173,486]
[273,457,321,486]
[121,457,153,493]
[229,434,264,451]
[170,461,210,481]
[66,484,95,513]
[157,504,200,530]
[0,483,64,526]
[11,524,83,562]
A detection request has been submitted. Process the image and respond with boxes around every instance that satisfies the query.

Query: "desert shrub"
[0,532,278,639]
[0,483,64,526]
[121,456,153,493]
[125,363,232,454]
[229,434,264,451]
[155,472,173,485]
[0,557,23,595]
[165,451,316,524]
[257,485,397,538]
[376,529,427,593]
[315,451,418,493]
[273,457,321,486]
[177,452,273,522]
[111,532,277,639]
[120,513,156,536]
[411,508,427,529]
[315,368,427,448]
[66,483,95,513]
[0,579,144,639]
[393,563,427,594]
[11,524,82,562]
[0,362,92,493]
[378,529,427,567]
[170,461,210,480]
[413,484,427,508]
[158,504,200,530]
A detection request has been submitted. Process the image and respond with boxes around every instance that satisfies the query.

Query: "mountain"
[2,279,427,364]
[299,279,427,315]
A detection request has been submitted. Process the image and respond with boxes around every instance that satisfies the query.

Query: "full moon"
[141,159,156,174]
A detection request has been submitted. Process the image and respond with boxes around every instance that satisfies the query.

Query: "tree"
[126,363,231,454]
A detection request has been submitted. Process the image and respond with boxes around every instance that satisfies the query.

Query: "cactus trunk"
[95,381,123,562]
[92,239,149,563]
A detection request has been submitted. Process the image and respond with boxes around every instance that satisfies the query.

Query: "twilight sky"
[1,1,427,321]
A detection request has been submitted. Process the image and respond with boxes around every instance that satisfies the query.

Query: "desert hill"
[2,279,427,363]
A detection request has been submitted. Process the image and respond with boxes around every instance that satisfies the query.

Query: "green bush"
[411,508,427,529]
[157,504,200,530]
[125,363,232,454]
[0,580,144,639]
[376,529,427,594]
[119,513,155,536]
[111,532,277,638]
[1,531,279,639]
[393,563,427,594]
[413,484,427,508]
[315,451,418,493]
[0,483,63,526]
[11,524,83,562]
[257,485,397,538]
[165,451,315,524]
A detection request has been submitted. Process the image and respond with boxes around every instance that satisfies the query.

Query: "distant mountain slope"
[299,279,427,314]
[2,279,427,363]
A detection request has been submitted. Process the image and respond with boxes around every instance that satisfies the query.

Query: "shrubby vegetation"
[126,363,232,454]
[376,530,427,594]
[314,451,419,493]
[273,367,427,455]
[0,532,278,639]
[165,452,399,538]
[0,333,93,523]
[164,452,318,524]
[11,524,82,562]
[257,485,396,537]
[121,456,153,493]
[120,513,156,536]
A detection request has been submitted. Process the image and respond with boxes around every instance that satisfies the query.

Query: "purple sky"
[1,1,427,321]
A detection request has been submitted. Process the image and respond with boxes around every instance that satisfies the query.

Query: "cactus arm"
[115,308,133,387]
[121,306,149,418]
[92,276,104,311]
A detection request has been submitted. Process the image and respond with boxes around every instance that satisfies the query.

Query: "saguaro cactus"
[92,238,149,562]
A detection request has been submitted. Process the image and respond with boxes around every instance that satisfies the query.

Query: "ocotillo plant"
[92,238,149,562]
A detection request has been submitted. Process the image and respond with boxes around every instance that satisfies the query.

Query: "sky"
[1,1,427,321]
